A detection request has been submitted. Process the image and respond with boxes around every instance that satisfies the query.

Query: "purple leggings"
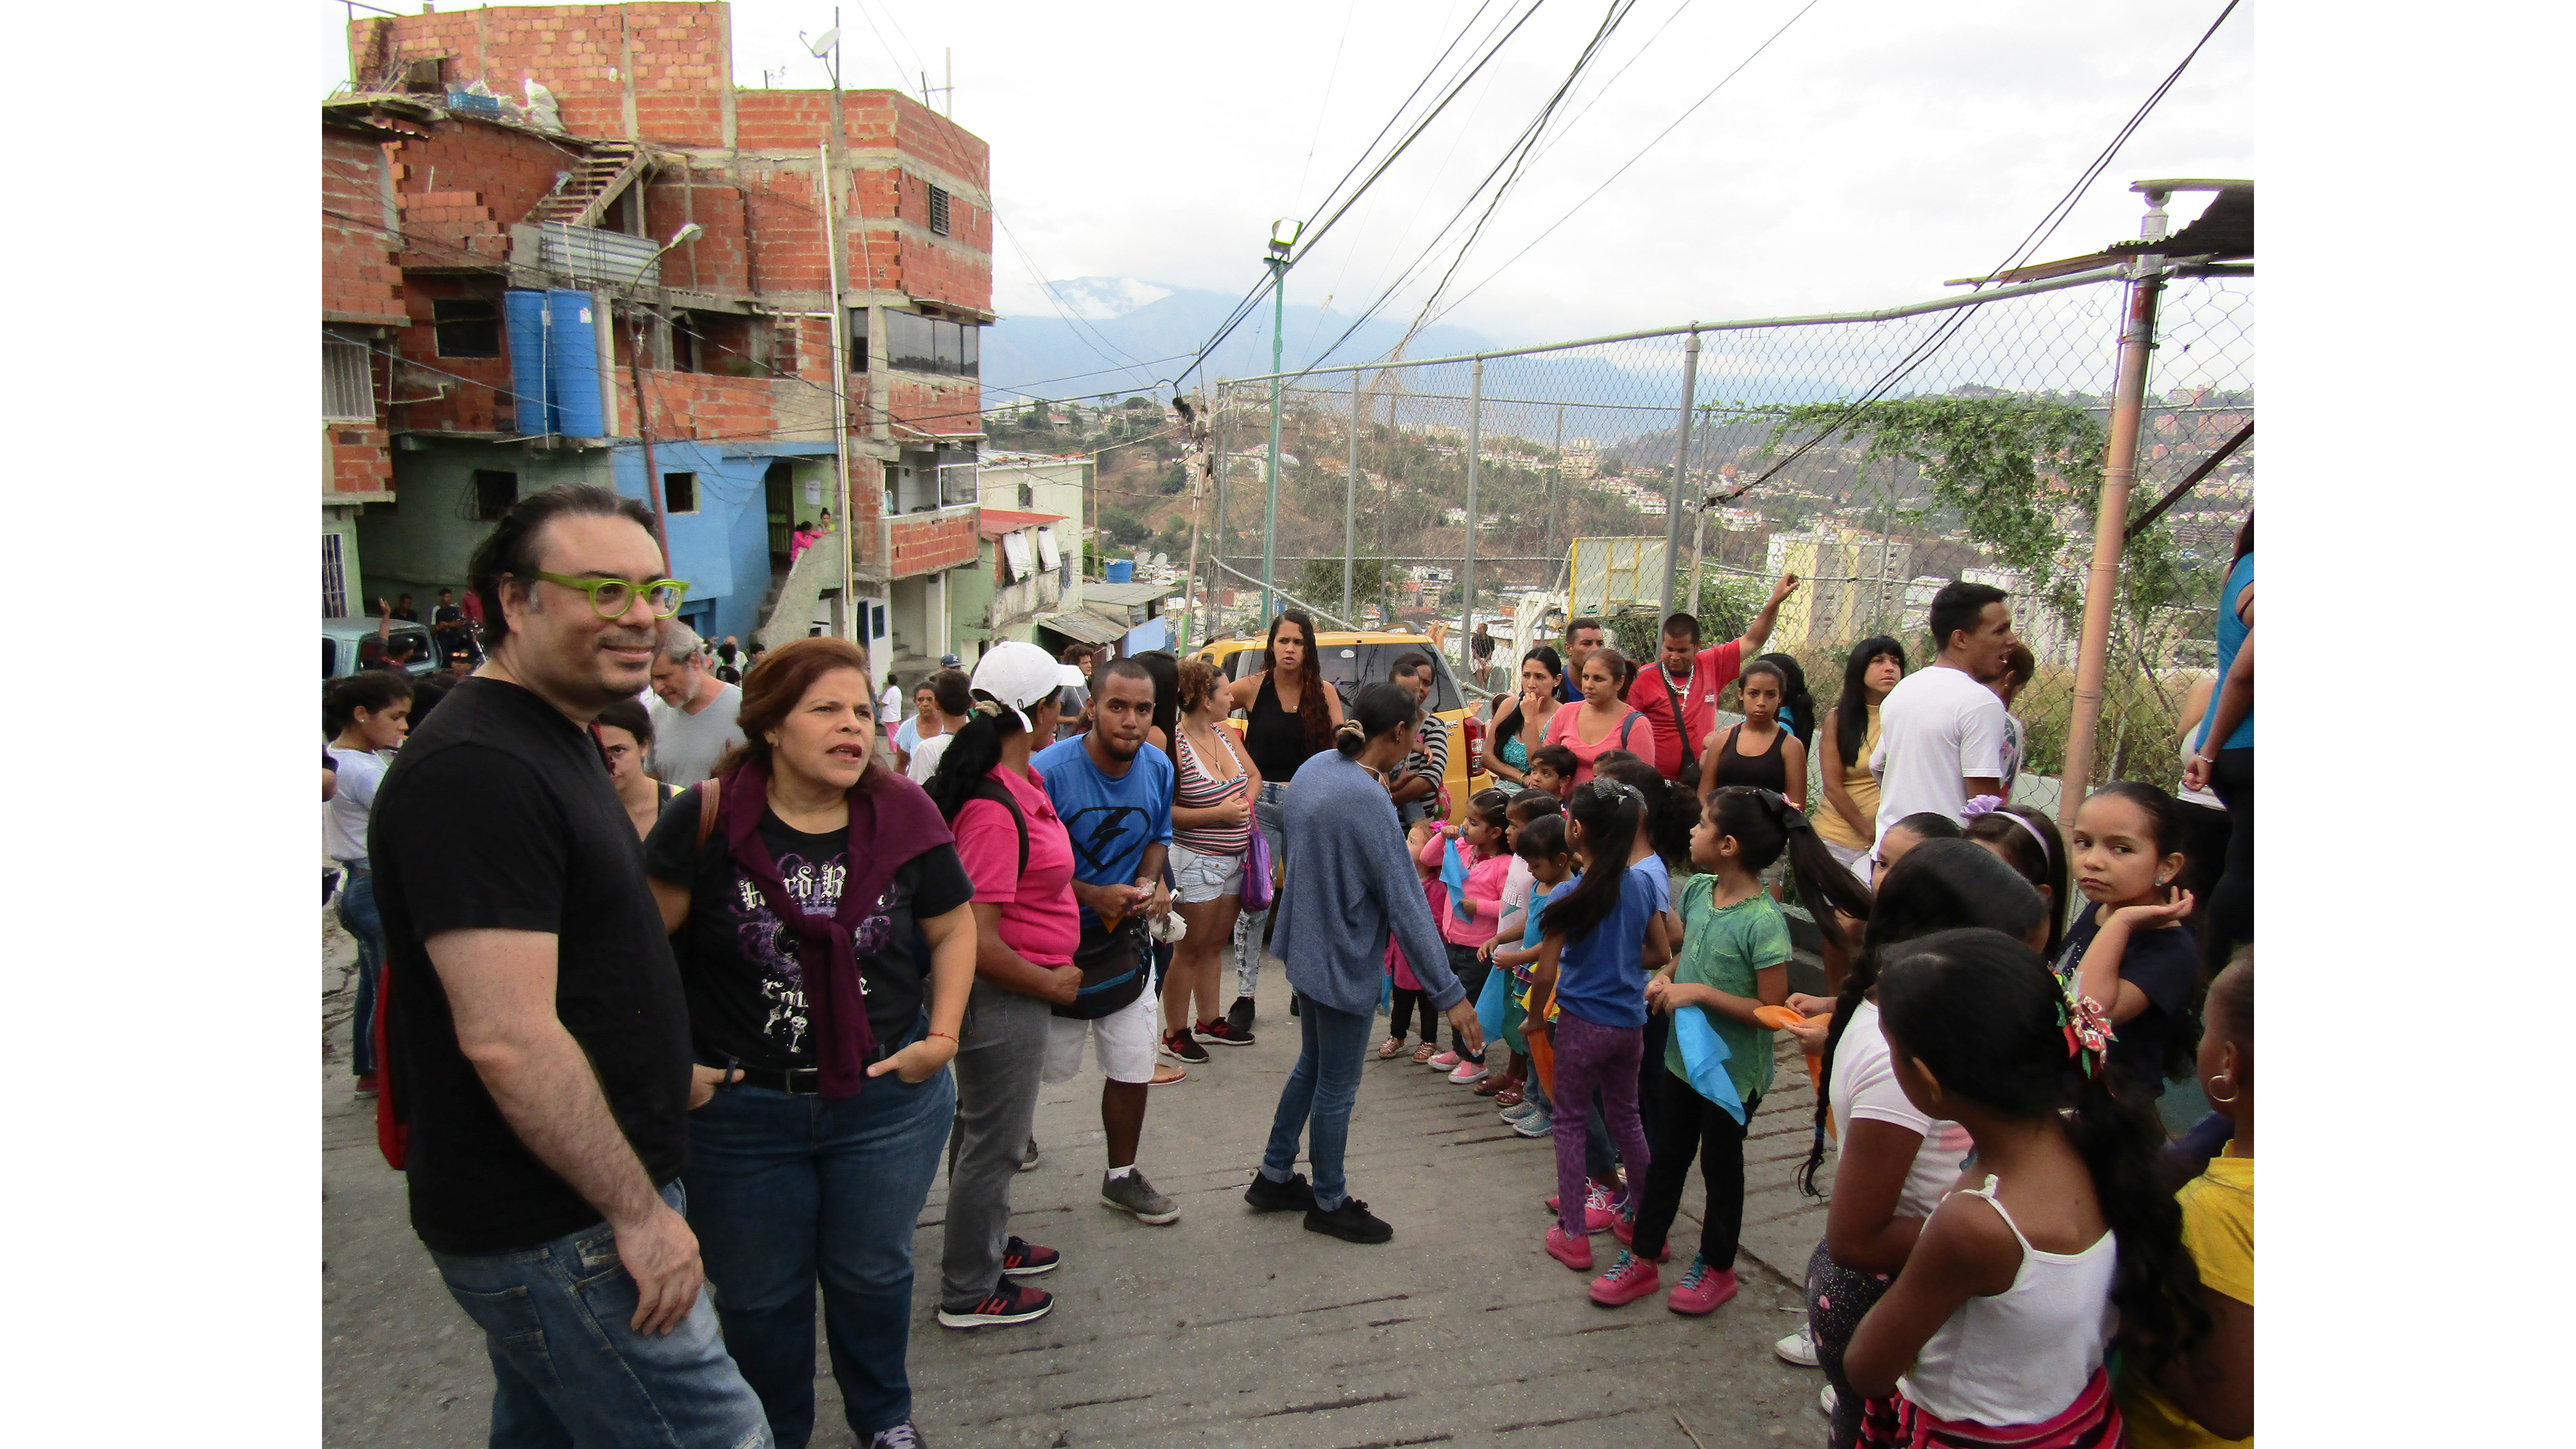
[1550,1011,1651,1238]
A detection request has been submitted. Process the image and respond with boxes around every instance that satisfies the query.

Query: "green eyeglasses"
[526,571,691,620]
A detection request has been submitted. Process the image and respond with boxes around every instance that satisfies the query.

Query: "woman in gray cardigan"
[1243,682,1485,1243]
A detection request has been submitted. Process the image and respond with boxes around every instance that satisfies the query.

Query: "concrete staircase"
[751,544,836,651]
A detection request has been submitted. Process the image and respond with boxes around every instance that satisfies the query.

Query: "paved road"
[323,915,1837,1448]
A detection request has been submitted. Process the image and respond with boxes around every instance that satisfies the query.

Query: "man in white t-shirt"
[1868,580,2016,852]
[644,621,745,788]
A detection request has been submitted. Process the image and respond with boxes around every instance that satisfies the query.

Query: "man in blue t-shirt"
[1031,658,1179,1227]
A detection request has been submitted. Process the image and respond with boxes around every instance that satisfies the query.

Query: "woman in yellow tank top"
[1815,636,1907,867]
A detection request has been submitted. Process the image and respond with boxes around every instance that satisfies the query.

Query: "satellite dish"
[802,28,838,57]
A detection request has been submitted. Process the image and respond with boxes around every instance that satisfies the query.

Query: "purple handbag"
[1240,801,1275,913]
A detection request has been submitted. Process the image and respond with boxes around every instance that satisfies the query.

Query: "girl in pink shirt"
[1420,789,1514,1084]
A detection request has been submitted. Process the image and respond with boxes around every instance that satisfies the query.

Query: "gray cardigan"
[1272,750,1465,1018]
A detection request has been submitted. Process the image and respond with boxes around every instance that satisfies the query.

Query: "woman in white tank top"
[1843,928,2212,1447]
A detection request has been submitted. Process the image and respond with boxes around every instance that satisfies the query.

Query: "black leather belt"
[726,1063,824,1096]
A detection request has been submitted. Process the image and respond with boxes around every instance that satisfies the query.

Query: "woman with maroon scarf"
[645,636,975,1449]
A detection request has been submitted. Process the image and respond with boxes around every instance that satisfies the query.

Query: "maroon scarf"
[714,758,955,1099]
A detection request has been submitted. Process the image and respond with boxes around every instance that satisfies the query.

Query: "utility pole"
[1458,357,1482,672]
[1259,220,1301,621]
[1212,384,1232,634]
[628,312,672,570]
[1660,331,1702,615]
[819,143,857,643]
[1543,402,1564,575]
[2058,189,2170,828]
[1180,389,1208,648]
[1345,369,1360,624]
[1684,401,1713,618]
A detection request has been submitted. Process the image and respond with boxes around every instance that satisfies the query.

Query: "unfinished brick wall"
[385,114,575,258]
[885,375,983,439]
[394,274,516,435]
[888,512,981,576]
[324,126,405,324]
[353,1,729,145]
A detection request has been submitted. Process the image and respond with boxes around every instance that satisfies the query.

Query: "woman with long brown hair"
[1163,659,1262,1059]
[643,636,977,1449]
[1219,609,1345,1035]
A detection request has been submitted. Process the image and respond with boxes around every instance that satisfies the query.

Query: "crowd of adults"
[323,482,2253,1449]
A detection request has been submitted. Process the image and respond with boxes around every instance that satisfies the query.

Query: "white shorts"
[1169,840,1246,904]
[1045,982,1160,1085]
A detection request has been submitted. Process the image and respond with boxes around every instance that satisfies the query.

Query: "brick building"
[322,0,996,683]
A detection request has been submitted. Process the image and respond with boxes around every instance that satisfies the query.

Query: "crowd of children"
[1374,739,2253,1446]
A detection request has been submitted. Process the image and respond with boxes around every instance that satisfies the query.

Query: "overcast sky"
[319,0,2251,357]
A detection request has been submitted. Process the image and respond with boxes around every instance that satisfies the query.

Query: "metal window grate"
[928,186,950,236]
[324,335,374,422]
[323,533,349,617]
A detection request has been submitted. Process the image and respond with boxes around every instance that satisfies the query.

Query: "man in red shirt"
[1624,573,1800,782]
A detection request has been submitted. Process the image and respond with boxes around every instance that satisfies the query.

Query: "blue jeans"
[1258,997,1374,1211]
[428,1179,774,1449]
[335,869,383,1079]
[686,1057,956,1445]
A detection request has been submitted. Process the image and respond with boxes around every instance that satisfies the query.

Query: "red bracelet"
[927,1031,957,1043]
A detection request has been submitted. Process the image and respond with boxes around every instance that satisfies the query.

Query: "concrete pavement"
[323,913,1838,1448]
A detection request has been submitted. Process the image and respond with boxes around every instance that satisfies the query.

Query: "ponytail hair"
[1462,786,1511,841]
[1705,786,1870,927]
[1799,838,2044,1196]
[1594,751,1693,867]
[1875,927,2211,1375]
[923,688,1050,821]
[1338,680,1420,757]
[1541,778,1646,943]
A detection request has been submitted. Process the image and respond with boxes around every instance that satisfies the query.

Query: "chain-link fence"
[1189,258,2253,806]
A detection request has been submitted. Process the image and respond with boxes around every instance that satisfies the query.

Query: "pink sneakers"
[1446,1058,1489,1085]
[1545,1224,1594,1270]
[1586,1249,1662,1306]
[1608,1206,1668,1261]
[1665,1255,1740,1316]
[1545,1180,1616,1233]
[1425,1050,1462,1072]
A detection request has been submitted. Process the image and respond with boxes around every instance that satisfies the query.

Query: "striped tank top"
[1172,726,1252,855]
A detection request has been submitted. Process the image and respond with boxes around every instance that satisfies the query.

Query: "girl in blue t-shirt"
[1528,779,1670,1274]
[2061,782,2201,1101]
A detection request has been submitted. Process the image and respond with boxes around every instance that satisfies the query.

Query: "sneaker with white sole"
[1101,1169,1180,1224]
[1446,1058,1489,1085]
[1511,1109,1555,1138]
[1194,1016,1255,1047]
[999,1235,1058,1278]
[1425,1049,1462,1071]
[1775,1324,1820,1367]
[1160,1026,1210,1064]
[863,1421,925,1449]
[1499,1099,1540,1123]
[936,1278,1053,1330]
[1819,1384,1838,1419]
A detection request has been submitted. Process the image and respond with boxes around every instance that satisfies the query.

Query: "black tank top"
[1711,723,1789,794]
[1246,673,1318,782]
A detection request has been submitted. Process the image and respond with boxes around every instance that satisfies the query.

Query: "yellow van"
[1193,631,1492,824]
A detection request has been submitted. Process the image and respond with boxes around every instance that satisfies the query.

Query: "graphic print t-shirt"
[1031,735,1174,934]
[646,792,974,1072]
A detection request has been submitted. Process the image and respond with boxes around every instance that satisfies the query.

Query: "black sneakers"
[999,1235,1059,1279]
[1304,1196,1394,1244]
[1226,994,1256,1035]
[1161,1026,1211,1064]
[1194,1017,1254,1047]
[1243,1170,1318,1213]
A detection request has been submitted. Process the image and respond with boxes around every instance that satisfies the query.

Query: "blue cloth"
[1553,863,1660,1030]
[2197,553,2254,752]
[335,870,383,1080]
[1031,736,1175,933]
[1672,1007,1747,1124]
[1258,997,1376,1211]
[1441,836,1473,921]
[426,1180,776,1449]
[684,1045,955,1443]
[1274,752,1464,1015]
[1475,961,1509,1041]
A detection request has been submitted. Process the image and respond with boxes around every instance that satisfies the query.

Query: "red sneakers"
[1665,1255,1740,1316]
[936,1279,1054,1329]
[1545,1224,1595,1271]
[1587,1248,1662,1306]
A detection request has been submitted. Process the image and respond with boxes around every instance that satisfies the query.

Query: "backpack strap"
[1616,710,1641,750]
[694,776,722,853]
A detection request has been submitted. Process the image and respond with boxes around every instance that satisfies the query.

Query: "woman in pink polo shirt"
[923,641,1087,1333]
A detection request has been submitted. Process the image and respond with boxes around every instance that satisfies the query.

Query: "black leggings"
[1629,1074,1757,1267]
[1807,1241,1895,1449]
[2203,746,2255,977]
[1445,944,1491,1055]
[1389,987,1438,1043]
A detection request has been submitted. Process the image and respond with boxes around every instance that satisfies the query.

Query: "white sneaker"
[1447,1060,1488,1084]
[1818,1384,1838,1419]
[1775,1324,1819,1367]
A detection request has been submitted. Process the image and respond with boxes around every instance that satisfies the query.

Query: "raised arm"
[1734,572,1800,657]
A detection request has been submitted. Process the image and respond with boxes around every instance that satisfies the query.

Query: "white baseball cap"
[969,641,1077,732]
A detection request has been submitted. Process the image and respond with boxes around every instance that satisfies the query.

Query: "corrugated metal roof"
[1081,581,1165,606]
[1037,610,1126,645]
[977,508,1065,540]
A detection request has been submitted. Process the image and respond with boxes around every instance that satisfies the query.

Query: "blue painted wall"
[608,440,836,645]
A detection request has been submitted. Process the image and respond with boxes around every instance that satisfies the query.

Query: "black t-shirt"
[644,785,974,1073]
[2055,909,2199,1100]
[433,604,465,634]
[370,678,694,1255]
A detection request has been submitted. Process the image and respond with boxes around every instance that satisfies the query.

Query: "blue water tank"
[1106,558,1134,584]
[546,289,605,438]
[504,290,553,435]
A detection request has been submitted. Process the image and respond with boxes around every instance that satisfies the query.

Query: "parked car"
[324,617,440,679]
[1193,631,1491,823]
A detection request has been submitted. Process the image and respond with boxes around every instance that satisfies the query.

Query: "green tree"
[1296,552,1394,624]
[1099,508,1151,547]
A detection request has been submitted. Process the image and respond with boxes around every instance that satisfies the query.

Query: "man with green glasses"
[369,483,771,1447]
[647,619,745,789]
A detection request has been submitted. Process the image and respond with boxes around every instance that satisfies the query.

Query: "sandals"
[1474,1072,1518,1098]
[1494,1085,1526,1108]
[1410,1041,1440,1065]
[1377,1036,1404,1060]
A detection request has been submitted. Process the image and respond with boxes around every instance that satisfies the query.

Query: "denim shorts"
[1169,840,1245,904]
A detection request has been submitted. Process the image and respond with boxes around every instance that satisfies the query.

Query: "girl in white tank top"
[1841,928,2212,1447]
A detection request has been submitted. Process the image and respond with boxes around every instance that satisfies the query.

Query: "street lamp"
[1259,217,1302,620]
[626,222,705,569]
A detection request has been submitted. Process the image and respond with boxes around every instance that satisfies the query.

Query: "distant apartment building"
[1764,526,1913,648]
[325,1,994,692]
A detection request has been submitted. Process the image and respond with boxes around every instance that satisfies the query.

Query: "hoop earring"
[2205,1074,2238,1104]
